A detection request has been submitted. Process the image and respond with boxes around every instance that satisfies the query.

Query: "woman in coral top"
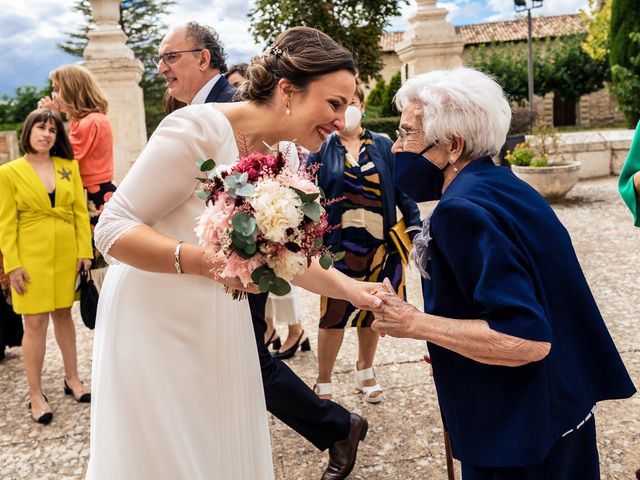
[40,65,116,267]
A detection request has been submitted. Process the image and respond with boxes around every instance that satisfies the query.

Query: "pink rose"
[194,193,235,248]
[219,253,264,287]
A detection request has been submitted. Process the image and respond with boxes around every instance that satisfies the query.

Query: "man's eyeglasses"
[153,49,203,66]
[395,127,424,142]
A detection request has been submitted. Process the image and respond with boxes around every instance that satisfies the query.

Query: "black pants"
[461,415,600,480]
[248,292,350,450]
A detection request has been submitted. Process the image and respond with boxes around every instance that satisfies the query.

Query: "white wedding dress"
[87,105,273,479]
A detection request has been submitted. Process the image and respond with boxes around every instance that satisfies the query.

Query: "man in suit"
[157,22,367,480]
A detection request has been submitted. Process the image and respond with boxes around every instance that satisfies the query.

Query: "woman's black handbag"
[78,269,99,330]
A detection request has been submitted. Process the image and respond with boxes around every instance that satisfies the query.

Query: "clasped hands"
[370,278,422,339]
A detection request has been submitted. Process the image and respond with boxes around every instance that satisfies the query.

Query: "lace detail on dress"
[93,199,143,265]
[411,211,434,279]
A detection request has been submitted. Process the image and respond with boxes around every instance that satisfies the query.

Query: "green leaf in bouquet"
[236,247,255,260]
[302,202,322,222]
[195,189,208,200]
[225,171,244,189]
[234,183,256,197]
[258,274,272,293]
[244,242,257,255]
[333,251,346,261]
[197,158,216,172]
[314,237,323,248]
[251,264,270,283]
[319,186,326,200]
[291,187,320,204]
[270,276,292,296]
[231,231,248,249]
[232,212,257,237]
[319,252,333,270]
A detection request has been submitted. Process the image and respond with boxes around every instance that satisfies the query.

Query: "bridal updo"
[238,27,357,103]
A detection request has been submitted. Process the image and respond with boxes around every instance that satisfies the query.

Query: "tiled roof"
[380,13,585,52]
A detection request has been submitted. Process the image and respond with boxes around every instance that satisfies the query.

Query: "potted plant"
[506,124,581,202]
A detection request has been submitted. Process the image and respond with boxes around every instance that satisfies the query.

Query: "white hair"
[394,67,511,160]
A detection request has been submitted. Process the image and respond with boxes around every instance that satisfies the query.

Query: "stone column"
[395,0,464,80]
[83,0,147,182]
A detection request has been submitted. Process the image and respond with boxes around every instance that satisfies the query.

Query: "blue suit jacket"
[205,75,236,104]
[307,131,421,254]
[423,157,636,467]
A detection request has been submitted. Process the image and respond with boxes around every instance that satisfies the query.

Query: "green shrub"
[362,116,400,140]
[367,79,386,107]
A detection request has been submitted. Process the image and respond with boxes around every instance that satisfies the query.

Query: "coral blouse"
[70,112,114,188]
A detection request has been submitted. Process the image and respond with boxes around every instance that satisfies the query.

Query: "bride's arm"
[293,259,382,310]
[94,108,242,286]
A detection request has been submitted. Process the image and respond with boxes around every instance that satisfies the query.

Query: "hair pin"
[263,43,283,58]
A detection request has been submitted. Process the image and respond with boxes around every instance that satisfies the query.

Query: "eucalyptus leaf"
[197,158,216,172]
[334,251,346,261]
[195,190,208,200]
[319,253,333,270]
[259,274,272,292]
[251,265,269,283]
[302,202,322,221]
[234,183,256,197]
[270,277,292,296]
[244,242,257,255]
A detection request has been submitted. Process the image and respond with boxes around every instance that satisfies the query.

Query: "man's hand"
[372,278,423,339]
[9,267,30,296]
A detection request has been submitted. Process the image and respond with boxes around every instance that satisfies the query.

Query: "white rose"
[268,250,306,281]
[250,179,303,243]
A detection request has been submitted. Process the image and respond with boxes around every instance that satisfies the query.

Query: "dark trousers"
[248,292,350,450]
[461,415,600,480]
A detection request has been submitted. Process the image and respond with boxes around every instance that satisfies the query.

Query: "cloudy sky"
[0,0,588,96]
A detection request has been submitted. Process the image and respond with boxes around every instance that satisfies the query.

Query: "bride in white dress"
[86,27,380,479]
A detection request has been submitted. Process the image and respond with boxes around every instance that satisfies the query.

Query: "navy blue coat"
[423,156,636,467]
[307,131,421,253]
[205,75,236,103]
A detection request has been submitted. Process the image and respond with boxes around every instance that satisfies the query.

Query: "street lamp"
[514,0,543,115]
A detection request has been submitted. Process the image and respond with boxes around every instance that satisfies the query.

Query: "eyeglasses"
[395,127,424,142]
[153,49,203,66]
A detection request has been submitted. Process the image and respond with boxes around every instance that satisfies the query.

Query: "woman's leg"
[51,307,87,396]
[316,327,345,399]
[22,313,50,414]
[277,288,307,352]
[356,327,383,400]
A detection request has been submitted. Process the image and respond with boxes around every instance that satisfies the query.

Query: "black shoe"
[321,413,368,480]
[273,330,311,360]
[64,379,91,403]
[265,330,281,351]
[28,394,53,425]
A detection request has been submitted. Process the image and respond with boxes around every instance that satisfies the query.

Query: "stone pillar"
[83,0,147,182]
[0,131,19,165]
[394,0,464,80]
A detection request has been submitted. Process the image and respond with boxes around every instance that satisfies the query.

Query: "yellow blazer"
[0,156,93,314]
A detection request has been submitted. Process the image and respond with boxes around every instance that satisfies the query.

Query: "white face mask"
[343,105,362,132]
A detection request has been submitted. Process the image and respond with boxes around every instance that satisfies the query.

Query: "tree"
[248,0,407,83]
[0,83,52,124]
[380,71,401,117]
[609,0,640,126]
[610,33,640,126]
[59,0,175,134]
[580,0,612,61]
[366,78,386,107]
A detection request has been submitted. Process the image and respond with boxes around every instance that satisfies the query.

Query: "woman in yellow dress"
[0,109,93,424]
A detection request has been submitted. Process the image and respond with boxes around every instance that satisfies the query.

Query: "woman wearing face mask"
[370,67,636,479]
[307,82,420,404]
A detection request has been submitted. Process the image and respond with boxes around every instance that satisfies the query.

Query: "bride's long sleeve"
[94,106,233,264]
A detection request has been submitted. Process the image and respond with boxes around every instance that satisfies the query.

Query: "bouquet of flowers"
[194,147,342,299]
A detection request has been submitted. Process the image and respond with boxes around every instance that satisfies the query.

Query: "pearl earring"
[286,100,291,115]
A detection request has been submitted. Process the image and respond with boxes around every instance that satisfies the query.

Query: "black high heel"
[273,330,311,360]
[265,330,281,351]
[64,379,91,403]
[28,394,53,425]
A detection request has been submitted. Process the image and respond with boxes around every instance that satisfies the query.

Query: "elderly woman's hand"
[372,278,423,338]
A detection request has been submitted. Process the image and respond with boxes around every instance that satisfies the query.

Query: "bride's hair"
[238,27,356,103]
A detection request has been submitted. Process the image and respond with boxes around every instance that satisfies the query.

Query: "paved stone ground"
[0,176,638,479]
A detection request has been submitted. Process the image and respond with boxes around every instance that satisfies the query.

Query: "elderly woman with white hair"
[371,67,636,479]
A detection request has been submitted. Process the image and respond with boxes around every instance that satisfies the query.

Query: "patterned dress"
[320,130,406,329]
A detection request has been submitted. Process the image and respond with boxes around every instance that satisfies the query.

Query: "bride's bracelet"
[174,241,185,274]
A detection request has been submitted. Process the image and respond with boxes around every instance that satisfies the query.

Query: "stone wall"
[528,129,635,179]
[0,131,19,165]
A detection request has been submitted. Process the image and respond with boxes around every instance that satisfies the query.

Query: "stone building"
[379,13,624,127]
